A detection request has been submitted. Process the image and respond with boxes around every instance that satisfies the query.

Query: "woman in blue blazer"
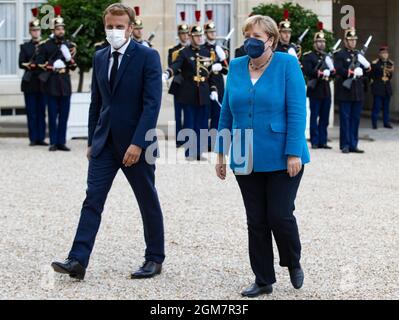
[215,15,310,298]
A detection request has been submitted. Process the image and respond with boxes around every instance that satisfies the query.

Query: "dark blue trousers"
[174,98,185,147]
[181,104,209,158]
[235,168,304,286]
[68,136,165,268]
[309,97,331,146]
[339,101,363,150]
[24,93,46,143]
[47,95,71,145]
[372,95,391,127]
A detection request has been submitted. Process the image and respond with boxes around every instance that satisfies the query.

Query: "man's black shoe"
[289,267,304,289]
[51,259,86,280]
[131,261,162,279]
[241,283,273,298]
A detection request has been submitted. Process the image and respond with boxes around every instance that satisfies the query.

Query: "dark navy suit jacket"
[88,40,162,158]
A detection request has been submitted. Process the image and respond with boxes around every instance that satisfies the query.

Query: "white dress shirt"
[108,38,131,80]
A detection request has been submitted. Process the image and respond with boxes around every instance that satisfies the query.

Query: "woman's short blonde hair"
[242,15,280,50]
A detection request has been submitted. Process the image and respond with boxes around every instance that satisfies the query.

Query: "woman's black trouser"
[235,167,304,286]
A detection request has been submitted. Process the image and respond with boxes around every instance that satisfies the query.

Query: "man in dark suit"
[51,3,165,281]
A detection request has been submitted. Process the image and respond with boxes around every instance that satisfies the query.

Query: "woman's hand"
[216,154,227,180]
[287,156,302,178]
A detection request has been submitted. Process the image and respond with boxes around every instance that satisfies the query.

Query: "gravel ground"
[0,126,398,300]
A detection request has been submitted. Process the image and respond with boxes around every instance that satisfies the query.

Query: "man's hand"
[287,156,302,178]
[123,144,142,167]
[86,146,92,161]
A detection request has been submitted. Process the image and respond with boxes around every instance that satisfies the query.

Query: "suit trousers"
[47,95,71,145]
[235,168,304,286]
[68,135,165,268]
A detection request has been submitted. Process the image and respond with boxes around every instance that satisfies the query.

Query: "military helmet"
[204,10,216,33]
[52,6,65,29]
[279,9,292,32]
[314,21,326,42]
[29,7,41,30]
[345,27,358,40]
[190,10,203,36]
[133,6,143,29]
[178,11,189,34]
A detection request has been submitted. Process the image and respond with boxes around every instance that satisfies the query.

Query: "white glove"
[162,72,169,83]
[323,69,331,77]
[212,63,223,73]
[60,44,72,62]
[288,47,297,58]
[357,54,371,69]
[215,45,226,61]
[325,56,335,71]
[210,91,218,101]
[354,67,364,77]
[53,59,66,69]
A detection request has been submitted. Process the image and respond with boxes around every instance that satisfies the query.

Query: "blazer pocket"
[270,122,287,133]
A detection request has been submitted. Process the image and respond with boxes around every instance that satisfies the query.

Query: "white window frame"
[0,0,45,80]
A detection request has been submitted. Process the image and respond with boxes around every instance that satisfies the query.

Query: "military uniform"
[370,47,394,129]
[35,7,77,151]
[19,9,47,146]
[334,28,371,153]
[203,10,229,150]
[167,12,189,147]
[164,14,217,159]
[301,23,335,148]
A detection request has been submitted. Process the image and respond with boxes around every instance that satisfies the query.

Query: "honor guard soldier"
[167,11,190,148]
[203,10,229,149]
[334,28,371,154]
[162,10,218,160]
[132,6,151,48]
[370,46,395,129]
[36,6,77,152]
[19,8,48,147]
[302,22,335,149]
[276,10,298,59]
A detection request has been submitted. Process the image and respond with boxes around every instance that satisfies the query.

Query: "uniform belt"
[193,76,206,82]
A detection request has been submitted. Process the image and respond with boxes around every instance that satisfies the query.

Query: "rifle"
[147,22,162,44]
[308,39,342,90]
[221,28,235,50]
[295,28,309,58]
[343,35,372,90]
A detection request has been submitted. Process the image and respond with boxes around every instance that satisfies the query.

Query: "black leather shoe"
[57,144,71,152]
[384,123,393,129]
[37,141,49,146]
[241,283,273,298]
[311,145,319,149]
[289,267,304,289]
[350,148,365,154]
[319,144,332,149]
[342,147,350,154]
[372,124,378,130]
[51,259,86,280]
[131,261,162,279]
[49,145,57,151]
[29,142,37,147]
